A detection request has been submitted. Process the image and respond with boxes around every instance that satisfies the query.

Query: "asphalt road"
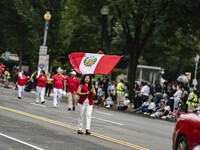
[0,87,175,150]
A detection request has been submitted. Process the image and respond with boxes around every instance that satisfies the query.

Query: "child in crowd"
[122,96,130,111]
[150,100,165,117]
[104,93,114,108]
[144,99,156,115]
[133,99,149,113]
[161,102,171,119]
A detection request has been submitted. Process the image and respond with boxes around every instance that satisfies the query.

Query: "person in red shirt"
[77,75,96,134]
[52,67,66,108]
[16,71,28,99]
[66,71,80,111]
[34,70,47,104]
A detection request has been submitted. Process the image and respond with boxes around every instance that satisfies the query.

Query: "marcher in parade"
[45,73,53,97]
[4,68,10,88]
[77,75,96,134]
[65,71,80,111]
[52,67,66,108]
[34,70,47,104]
[16,71,28,99]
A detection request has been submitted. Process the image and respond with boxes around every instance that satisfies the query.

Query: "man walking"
[116,79,125,110]
[66,71,80,111]
[186,89,198,113]
[52,67,66,108]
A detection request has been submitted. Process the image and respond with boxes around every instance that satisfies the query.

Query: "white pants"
[77,99,93,130]
[18,85,25,98]
[36,86,45,103]
[53,88,63,107]
[67,92,77,109]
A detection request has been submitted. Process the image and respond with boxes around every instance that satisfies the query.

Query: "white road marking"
[0,133,44,150]
[31,103,47,108]
[95,111,114,116]
[92,116,124,126]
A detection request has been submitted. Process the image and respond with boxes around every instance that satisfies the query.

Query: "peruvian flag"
[68,53,122,75]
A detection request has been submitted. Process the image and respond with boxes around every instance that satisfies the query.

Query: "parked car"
[173,113,200,150]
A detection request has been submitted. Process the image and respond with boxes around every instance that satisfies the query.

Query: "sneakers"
[41,101,45,104]
[150,114,156,117]
[86,130,91,135]
[77,130,83,134]
[144,112,147,115]
[106,105,110,108]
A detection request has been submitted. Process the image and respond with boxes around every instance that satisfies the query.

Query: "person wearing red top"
[77,75,96,134]
[16,71,28,99]
[66,71,80,111]
[52,67,66,108]
[35,70,47,104]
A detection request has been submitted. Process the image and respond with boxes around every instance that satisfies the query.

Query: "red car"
[173,113,200,150]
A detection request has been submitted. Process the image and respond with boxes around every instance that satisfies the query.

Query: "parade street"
[0,87,174,150]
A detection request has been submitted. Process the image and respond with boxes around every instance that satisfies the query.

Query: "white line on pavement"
[0,133,44,150]
[95,111,114,116]
[92,116,124,126]
[31,103,47,108]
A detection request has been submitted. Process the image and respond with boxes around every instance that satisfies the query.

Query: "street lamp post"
[100,6,109,51]
[43,11,51,46]
[193,54,199,89]
[38,11,51,73]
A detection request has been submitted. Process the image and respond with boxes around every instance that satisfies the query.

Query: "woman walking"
[77,75,96,134]
[35,70,47,104]
[16,71,28,99]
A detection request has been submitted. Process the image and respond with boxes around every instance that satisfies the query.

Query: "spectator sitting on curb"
[150,100,165,117]
[144,99,156,115]
[122,96,130,111]
[161,102,171,119]
[167,106,179,118]
[104,93,114,108]
[133,99,149,113]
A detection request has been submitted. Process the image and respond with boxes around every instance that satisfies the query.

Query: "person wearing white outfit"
[34,70,47,104]
[52,67,66,108]
[16,71,28,99]
[77,75,96,135]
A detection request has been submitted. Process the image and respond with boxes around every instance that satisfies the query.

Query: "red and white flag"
[68,53,122,75]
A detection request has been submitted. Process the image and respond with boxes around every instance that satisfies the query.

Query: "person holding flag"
[16,71,28,99]
[65,71,80,111]
[77,75,96,134]
[52,67,66,108]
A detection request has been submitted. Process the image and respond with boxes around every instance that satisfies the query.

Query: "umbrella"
[177,75,188,83]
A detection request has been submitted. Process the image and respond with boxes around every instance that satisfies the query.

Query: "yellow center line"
[0,106,150,150]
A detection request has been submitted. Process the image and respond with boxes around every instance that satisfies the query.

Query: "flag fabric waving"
[68,53,122,75]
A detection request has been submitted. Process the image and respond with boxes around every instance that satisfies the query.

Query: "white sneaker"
[161,116,166,119]
[106,105,110,108]
[144,112,147,115]
[150,114,156,117]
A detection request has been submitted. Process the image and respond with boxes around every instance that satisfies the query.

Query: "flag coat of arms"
[68,53,122,75]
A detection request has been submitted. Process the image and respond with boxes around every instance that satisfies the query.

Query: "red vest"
[78,84,93,105]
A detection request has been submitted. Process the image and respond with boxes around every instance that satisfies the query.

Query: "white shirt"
[142,101,149,107]
[141,85,150,96]
[164,106,171,112]
[173,89,182,100]
[123,99,130,107]
[148,102,156,111]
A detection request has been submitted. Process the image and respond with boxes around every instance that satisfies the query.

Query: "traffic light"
[185,72,191,80]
